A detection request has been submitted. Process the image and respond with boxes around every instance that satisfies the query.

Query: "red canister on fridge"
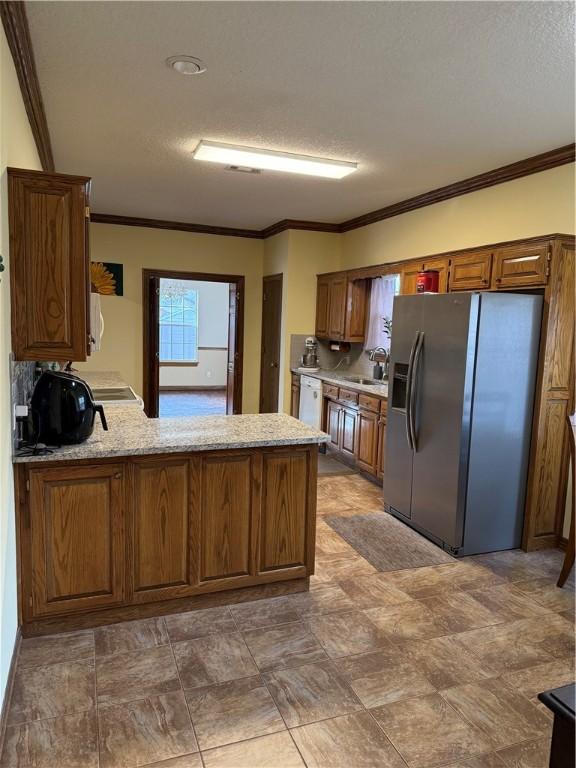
[416,270,439,293]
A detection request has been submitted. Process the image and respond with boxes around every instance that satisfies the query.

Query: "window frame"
[158,283,199,364]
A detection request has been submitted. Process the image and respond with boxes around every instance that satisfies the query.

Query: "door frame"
[142,269,245,417]
[259,273,283,413]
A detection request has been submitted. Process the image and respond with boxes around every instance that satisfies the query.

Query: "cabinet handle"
[113,473,122,480]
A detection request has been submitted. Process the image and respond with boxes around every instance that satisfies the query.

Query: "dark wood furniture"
[15,443,318,636]
[321,382,387,480]
[315,234,575,551]
[538,683,575,768]
[8,167,92,361]
[315,274,368,342]
[558,416,575,588]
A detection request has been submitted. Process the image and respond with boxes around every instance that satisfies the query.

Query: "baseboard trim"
[21,579,309,637]
[0,629,22,756]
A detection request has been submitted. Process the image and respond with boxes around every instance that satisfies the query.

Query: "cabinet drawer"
[380,398,388,415]
[359,393,380,413]
[338,388,359,406]
[323,383,339,400]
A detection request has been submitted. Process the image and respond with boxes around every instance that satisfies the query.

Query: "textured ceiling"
[27,1,575,229]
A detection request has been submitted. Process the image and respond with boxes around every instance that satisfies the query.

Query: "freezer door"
[384,296,424,518]
[409,293,479,550]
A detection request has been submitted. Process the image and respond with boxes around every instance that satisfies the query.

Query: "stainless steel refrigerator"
[384,292,542,556]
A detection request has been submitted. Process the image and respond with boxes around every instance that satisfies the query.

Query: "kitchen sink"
[340,375,384,386]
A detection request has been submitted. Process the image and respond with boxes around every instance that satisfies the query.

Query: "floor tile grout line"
[224,611,310,768]
[167,635,206,768]
[437,685,551,753]
[93,643,102,768]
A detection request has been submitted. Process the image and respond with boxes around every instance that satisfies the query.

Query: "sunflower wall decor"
[90,262,123,296]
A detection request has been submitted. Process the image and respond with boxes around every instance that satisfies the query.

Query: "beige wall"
[264,230,341,412]
[341,164,575,269]
[0,29,42,702]
[76,224,264,413]
[159,350,228,389]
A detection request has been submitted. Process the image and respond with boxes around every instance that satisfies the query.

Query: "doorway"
[143,269,244,418]
[259,273,283,413]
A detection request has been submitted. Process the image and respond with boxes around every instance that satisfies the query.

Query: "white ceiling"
[27,1,575,230]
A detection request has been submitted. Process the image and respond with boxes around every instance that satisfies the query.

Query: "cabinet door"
[194,453,255,584]
[315,277,330,338]
[340,407,357,457]
[356,409,378,475]
[422,257,449,293]
[326,400,341,448]
[328,276,347,339]
[259,451,311,573]
[29,464,125,617]
[9,168,91,361]
[449,252,492,292]
[344,279,368,342]
[493,244,550,288]
[400,264,422,294]
[377,415,387,481]
[132,457,196,602]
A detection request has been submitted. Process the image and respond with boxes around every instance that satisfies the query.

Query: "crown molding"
[0,1,54,172]
[339,143,576,232]
[259,219,340,238]
[89,213,263,239]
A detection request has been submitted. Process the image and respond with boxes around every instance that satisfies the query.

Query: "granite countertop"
[75,370,129,389]
[292,368,388,398]
[14,407,329,464]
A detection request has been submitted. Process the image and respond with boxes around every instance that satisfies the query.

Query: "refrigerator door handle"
[409,332,424,451]
[405,331,420,450]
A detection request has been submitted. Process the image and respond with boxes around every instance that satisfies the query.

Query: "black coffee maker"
[30,371,108,445]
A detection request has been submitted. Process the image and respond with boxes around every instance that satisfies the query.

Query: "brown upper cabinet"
[400,263,421,294]
[401,257,449,294]
[9,168,92,361]
[422,257,449,292]
[316,274,367,342]
[449,251,492,291]
[492,243,550,289]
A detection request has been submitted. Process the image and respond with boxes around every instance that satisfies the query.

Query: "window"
[159,279,199,362]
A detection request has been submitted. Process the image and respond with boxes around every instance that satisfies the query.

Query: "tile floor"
[1,473,574,768]
[159,390,227,418]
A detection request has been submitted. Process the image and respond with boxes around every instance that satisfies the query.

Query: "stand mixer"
[300,337,319,371]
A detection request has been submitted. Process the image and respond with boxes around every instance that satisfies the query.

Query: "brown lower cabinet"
[28,463,126,617]
[16,444,318,633]
[322,385,387,479]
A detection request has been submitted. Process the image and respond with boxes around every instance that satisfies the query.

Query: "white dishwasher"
[298,375,322,428]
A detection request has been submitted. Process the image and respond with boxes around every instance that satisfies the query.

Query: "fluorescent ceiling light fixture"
[192,140,358,179]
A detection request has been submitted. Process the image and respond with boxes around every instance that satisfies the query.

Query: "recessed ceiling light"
[166,55,206,75]
[192,140,358,179]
